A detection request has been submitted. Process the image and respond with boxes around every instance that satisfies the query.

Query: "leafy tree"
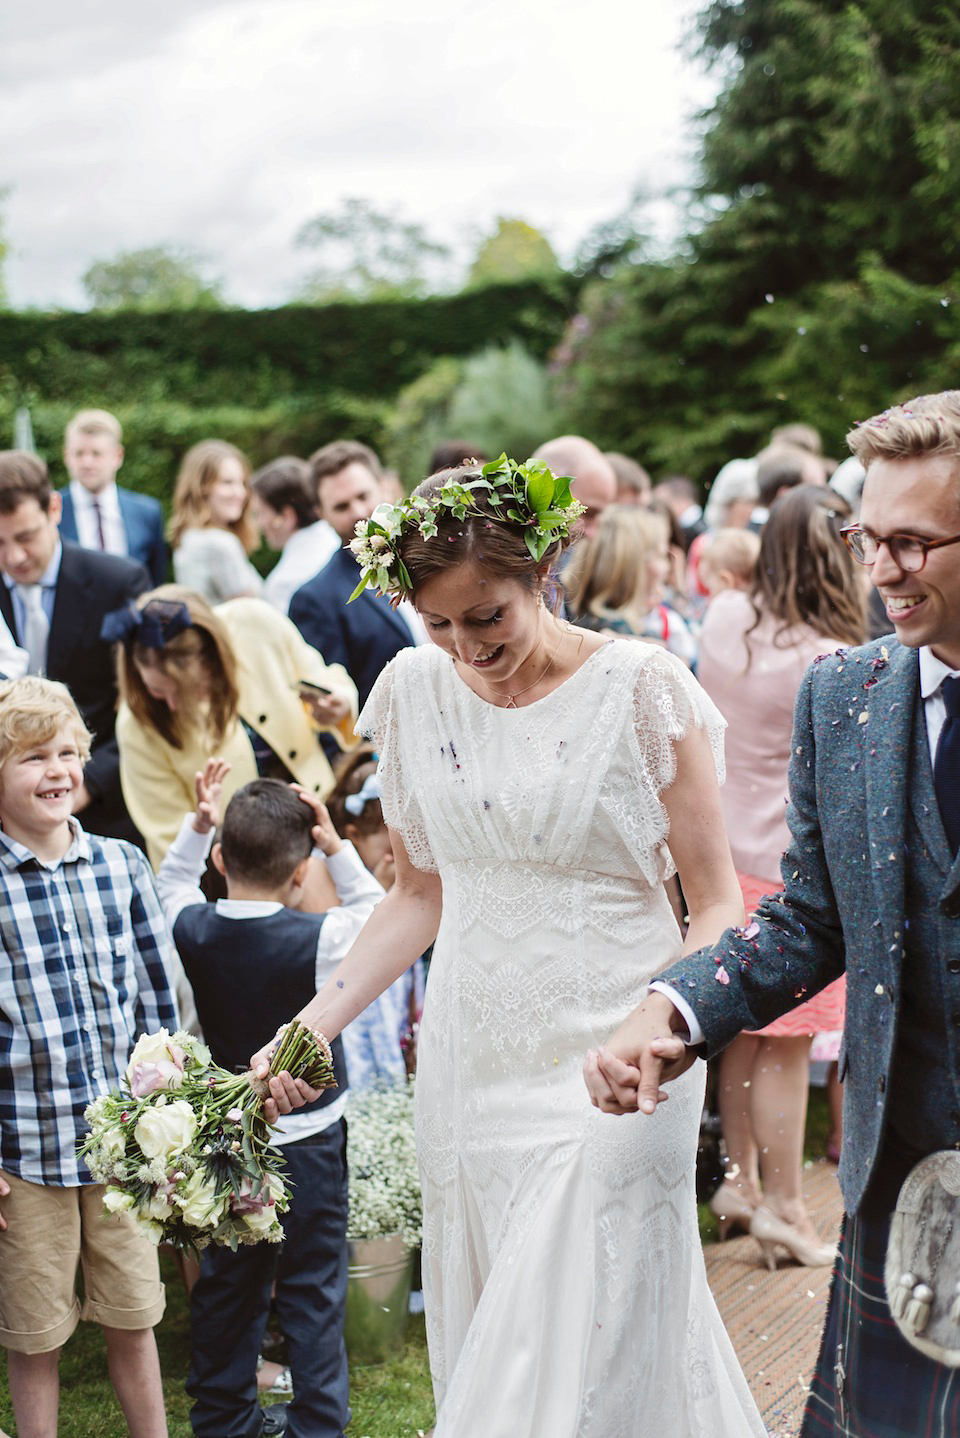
[295,198,451,301]
[564,0,960,479]
[82,246,225,311]
[467,218,559,287]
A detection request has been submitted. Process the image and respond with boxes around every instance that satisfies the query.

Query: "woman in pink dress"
[697,485,866,1267]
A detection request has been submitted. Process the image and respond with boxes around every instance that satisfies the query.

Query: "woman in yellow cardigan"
[111,585,358,870]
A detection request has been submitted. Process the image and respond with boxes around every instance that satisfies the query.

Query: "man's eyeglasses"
[840,524,960,573]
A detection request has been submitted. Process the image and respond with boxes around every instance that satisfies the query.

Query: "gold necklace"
[472,626,567,708]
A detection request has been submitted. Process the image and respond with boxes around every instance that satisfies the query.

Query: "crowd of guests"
[0,407,873,1437]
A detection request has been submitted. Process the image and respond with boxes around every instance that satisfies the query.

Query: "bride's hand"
[583,993,696,1115]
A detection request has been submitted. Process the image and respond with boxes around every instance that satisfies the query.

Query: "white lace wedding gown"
[360,638,765,1437]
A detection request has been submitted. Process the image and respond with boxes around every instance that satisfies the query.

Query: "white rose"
[102,1127,127,1163]
[134,1099,197,1160]
[176,1169,228,1230]
[102,1187,135,1214]
[241,1202,284,1238]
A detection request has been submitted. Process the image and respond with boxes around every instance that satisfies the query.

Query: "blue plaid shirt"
[0,820,178,1185]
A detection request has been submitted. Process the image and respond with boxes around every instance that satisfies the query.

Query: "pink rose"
[126,1029,187,1098]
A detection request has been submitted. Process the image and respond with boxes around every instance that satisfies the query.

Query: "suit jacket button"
[952,1012,960,1028]
[943,897,960,919]
[949,959,960,975]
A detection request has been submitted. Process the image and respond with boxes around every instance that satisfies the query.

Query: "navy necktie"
[934,676,960,856]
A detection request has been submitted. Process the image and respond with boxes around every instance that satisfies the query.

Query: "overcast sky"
[2,0,717,311]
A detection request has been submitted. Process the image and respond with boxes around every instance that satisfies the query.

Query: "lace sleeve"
[616,647,726,884]
[356,657,438,874]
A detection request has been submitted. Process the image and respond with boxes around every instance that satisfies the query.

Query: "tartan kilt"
[802,1208,960,1437]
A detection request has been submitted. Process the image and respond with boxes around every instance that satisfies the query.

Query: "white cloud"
[1,0,715,309]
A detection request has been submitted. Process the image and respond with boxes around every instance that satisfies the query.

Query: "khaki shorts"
[0,1170,166,1354]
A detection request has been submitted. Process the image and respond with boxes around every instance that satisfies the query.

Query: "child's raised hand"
[290,783,342,856]
[193,757,232,835]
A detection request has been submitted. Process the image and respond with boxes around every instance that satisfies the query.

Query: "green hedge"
[0,278,578,409]
[0,278,577,504]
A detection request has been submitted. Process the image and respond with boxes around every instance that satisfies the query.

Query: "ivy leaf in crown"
[347,454,585,602]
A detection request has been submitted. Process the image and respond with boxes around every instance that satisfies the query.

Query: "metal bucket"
[344,1234,413,1365]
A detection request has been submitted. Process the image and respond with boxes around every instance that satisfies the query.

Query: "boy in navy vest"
[156,765,383,1438]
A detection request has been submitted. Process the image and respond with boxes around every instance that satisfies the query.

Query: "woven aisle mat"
[704,1160,843,1437]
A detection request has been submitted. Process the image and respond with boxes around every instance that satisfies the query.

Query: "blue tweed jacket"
[663,636,960,1214]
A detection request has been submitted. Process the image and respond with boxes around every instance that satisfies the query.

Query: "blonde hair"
[0,677,92,775]
[565,505,669,627]
[115,585,239,749]
[64,409,123,444]
[847,390,960,471]
[168,440,257,553]
[699,528,760,586]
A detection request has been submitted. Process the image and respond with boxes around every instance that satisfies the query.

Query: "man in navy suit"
[289,440,423,709]
[0,451,149,843]
[58,410,167,585]
[587,390,960,1434]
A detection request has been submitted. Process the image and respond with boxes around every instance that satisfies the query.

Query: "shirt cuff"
[648,982,705,1047]
[316,839,364,879]
[173,814,215,862]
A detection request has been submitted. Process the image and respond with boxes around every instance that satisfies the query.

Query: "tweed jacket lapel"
[861,642,917,951]
[907,684,954,875]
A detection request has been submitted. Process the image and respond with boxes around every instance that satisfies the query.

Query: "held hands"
[583,992,697,1115]
[193,757,232,836]
[291,784,342,857]
[0,1172,9,1231]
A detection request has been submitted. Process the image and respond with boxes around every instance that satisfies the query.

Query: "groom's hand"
[584,992,697,1114]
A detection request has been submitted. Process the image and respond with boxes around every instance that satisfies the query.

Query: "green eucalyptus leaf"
[348,575,369,603]
[524,528,541,560]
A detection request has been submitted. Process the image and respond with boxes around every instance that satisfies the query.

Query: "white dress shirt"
[263,520,340,614]
[69,480,128,557]
[653,643,960,1046]
[156,816,383,1141]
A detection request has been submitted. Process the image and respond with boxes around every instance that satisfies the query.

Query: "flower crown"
[348,453,585,602]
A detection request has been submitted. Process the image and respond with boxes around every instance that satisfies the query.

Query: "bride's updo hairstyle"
[398,465,580,598]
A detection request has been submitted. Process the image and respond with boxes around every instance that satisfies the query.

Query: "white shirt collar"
[919,645,960,700]
[69,478,121,514]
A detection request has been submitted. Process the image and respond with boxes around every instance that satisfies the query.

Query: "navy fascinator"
[100,598,193,651]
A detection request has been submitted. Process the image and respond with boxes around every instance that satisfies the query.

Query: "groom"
[586,389,960,1435]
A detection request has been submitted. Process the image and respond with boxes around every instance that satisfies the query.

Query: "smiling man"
[585,390,960,1437]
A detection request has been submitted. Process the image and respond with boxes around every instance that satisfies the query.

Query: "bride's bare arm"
[252,828,441,1117]
[585,722,743,1113]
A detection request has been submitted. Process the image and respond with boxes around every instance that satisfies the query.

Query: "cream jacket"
[117,597,357,869]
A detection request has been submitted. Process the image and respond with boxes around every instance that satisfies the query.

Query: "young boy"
[156,768,384,1438]
[0,676,178,1438]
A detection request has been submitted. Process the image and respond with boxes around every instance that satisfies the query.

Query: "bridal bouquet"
[80,1022,336,1254]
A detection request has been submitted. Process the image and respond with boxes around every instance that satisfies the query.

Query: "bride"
[256,456,765,1436]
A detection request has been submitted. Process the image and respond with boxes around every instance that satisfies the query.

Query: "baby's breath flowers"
[347,1077,421,1247]
[80,1022,336,1254]
[348,453,586,603]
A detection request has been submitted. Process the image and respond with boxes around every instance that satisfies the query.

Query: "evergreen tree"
[565,0,960,478]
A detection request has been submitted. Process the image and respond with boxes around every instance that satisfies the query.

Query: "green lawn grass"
[0,1255,435,1437]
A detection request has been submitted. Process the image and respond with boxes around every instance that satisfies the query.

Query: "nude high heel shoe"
[708,1182,756,1241]
[749,1203,836,1271]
